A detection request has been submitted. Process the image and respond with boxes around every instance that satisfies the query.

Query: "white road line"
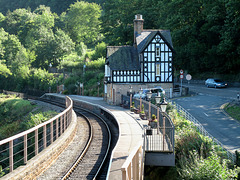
[204,112,209,117]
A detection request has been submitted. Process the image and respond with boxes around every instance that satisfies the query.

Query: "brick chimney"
[133,14,144,44]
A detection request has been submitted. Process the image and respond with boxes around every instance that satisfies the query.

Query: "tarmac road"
[173,83,240,153]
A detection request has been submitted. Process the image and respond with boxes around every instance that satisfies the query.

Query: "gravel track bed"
[37,115,89,180]
[68,112,109,179]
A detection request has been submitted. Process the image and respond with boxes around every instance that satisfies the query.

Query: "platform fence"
[0,96,73,177]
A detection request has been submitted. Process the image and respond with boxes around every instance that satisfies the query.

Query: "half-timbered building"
[105,14,174,105]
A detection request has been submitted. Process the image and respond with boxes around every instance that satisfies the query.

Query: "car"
[133,89,149,100]
[150,86,165,99]
[133,87,165,100]
[205,78,227,88]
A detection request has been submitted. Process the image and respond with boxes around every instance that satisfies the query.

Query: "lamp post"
[97,82,100,97]
[49,63,52,92]
[80,83,83,96]
[129,86,133,109]
[83,65,86,96]
[160,98,168,151]
[139,87,143,112]
[155,92,161,134]
[146,90,152,120]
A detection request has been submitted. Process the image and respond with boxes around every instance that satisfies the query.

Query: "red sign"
[180,74,184,79]
[180,69,184,74]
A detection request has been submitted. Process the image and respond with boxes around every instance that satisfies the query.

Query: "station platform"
[54,94,145,179]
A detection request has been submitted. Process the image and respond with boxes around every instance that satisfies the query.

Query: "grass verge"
[224,100,240,121]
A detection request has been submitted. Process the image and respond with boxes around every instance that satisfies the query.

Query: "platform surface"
[67,95,144,179]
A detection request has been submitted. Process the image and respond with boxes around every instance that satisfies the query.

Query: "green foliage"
[164,103,240,179]
[91,42,107,60]
[20,111,58,129]
[75,42,87,58]
[151,114,156,120]
[63,1,102,46]
[63,75,79,94]
[0,165,4,177]
[175,128,213,161]
[0,60,11,77]
[0,95,58,140]
[0,96,35,139]
[177,151,239,180]
[86,57,105,71]
[225,102,240,121]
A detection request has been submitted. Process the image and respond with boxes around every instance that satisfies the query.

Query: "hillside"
[0,0,240,96]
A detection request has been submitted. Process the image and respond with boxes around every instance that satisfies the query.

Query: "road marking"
[204,112,209,117]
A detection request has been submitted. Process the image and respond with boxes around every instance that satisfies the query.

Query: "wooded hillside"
[0,0,239,95]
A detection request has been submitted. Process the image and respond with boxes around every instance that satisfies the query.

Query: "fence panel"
[0,96,73,177]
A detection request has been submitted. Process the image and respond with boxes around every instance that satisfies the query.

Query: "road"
[173,83,240,153]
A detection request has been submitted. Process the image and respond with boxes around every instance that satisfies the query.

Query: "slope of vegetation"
[0,94,57,140]
[0,0,239,96]
[145,105,240,179]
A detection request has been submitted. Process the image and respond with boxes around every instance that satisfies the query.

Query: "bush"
[0,95,58,140]
[20,111,58,129]
[175,128,213,161]
[177,150,240,179]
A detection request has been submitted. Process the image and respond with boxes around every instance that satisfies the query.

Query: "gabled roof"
[136,30,173,53]
[106,46,140,70]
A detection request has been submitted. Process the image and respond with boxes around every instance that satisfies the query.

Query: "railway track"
[38,97,112,179]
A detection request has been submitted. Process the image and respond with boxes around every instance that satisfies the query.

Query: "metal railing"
[0,96,73,176]
[122,95,175,152]
[168,99,236,162]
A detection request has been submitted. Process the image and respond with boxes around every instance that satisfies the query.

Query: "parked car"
[150,86,165,99]
[133,87,165,100]
[205,78,227,88]
[133,89,149,100]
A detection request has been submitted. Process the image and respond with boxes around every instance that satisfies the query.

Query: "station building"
[104,14,174,105]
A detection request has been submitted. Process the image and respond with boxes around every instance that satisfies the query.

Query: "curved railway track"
[38,97,112,179]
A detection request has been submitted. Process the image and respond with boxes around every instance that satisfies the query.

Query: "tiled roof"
[136,30,173,53]
[106,29,173,71]
[106,46,140,70]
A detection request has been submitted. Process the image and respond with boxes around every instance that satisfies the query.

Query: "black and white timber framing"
[105,15,174,85]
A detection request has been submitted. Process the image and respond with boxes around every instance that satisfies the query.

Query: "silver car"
[205,78,227,88]
[133,89,149,100]
[133,87,165,100]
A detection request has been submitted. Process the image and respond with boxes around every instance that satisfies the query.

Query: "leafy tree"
[75,42,87,58]
[33,5,55,29]
[91,42,106,60]
[0,61,12,77]
[218,0,240,74]
[1,8,33,36]
[63,1,102,46]
[51,28,75,66]
[101,0,138,45]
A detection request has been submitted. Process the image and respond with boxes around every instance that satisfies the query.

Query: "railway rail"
[39,97,113,179]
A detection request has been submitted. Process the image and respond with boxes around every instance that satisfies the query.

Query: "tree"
[50,28,75,66]
[218,0,240,74]
[0,61,12,77]
[63,1,102,46]
[101,0,138,45]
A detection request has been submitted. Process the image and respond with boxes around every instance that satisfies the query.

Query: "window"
[105,65,110,76]
[156,47,160,57]
[156,63,160,76]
